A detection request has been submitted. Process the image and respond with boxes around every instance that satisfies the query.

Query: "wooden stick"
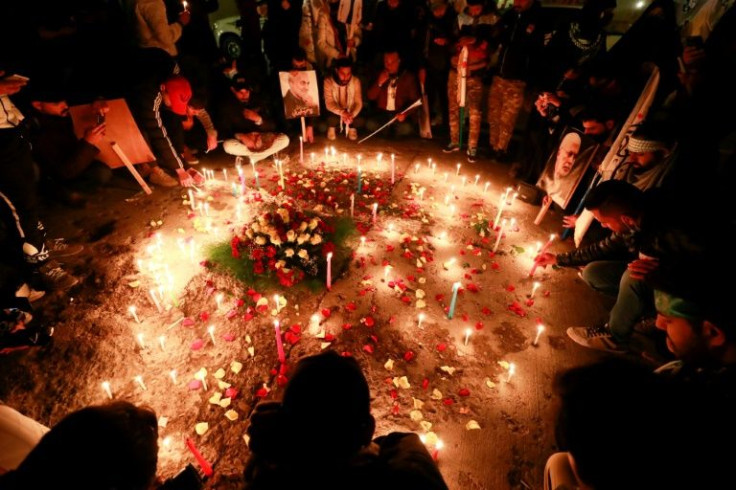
[111,142,152,194]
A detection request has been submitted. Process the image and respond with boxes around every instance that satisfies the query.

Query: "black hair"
[292,47,307,62]
[333,57,353,70]
[583,180,644,217]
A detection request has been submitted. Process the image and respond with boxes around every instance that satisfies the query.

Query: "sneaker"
[16,283,46,303]
[348,127,358,141]
[566,325,628,354]
[466,147,478,163]
[47,238,84,258]
[181,147,199,165]
[40,265,80,291]
[327,127,337,141]
[443,143,460,153]
[149,167,179,187]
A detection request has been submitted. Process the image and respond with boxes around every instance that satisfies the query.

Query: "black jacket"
[496,1,546,83]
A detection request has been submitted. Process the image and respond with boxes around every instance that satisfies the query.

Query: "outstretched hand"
[533,252,557,268]
[627,258,659,281]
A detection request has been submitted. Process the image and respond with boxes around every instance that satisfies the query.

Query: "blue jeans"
[581,261,654,343]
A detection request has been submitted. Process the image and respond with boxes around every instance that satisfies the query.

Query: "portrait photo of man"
[537,129,599,209]
[279,70,320,119]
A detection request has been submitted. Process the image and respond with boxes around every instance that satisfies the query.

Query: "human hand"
[627,258,659,281]
[533,252,557,267]
[682,45,706,67]
[83,123,106,145]
[207,134,218,151]
[562,215,578,228]
[535,94,549,116]
[377,70,390,87]
[341,111,353,125]
[179,10,191,26]
[0,72,28,96]
[242,108,262,123]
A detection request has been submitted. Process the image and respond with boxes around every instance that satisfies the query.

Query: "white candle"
[360,236,366,247]
[188,189,195,210]
[128,305,140,323]
[372,202,378,223]
[456,163,461,176]
[101,381,113,400]
[208,325,216,345]
[418,313,425,329]
[384,264,391,281]
[464,328,472,346]
[493,218,507,252]
[310,152,315,165]
[299,136,304,163]
[223,168,228,181]
[391,154,395,183]
[415,162,420,174]
[326,252,333,290]
[493,194,505,228]
[159,335,166,351]
[533,324,545,346]
[134,375,147,391]
[149,289,162,313]
[170,369,178,385]
[474,174,480,186]
[461,176,467,187]
[215,293,223,310]
[273,294,281,314]
[484,182,490,194]
[506,363,516,383]
[530,281,541,299]
[195,371,208,390]
[444,172,449,183]
[350,193,355,217]
[136,333,145,349]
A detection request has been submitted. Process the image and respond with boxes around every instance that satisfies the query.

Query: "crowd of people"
[1,0,735,486]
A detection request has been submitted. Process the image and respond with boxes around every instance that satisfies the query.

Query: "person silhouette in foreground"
[244,351,449,490]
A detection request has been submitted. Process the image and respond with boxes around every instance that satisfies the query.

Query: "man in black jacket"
[534,181,715,353]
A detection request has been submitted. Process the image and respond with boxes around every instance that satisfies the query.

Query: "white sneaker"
[149,167,179,187]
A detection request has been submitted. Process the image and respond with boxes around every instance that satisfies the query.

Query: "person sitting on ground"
[244,351,449,490]
[611,123,677,191]
[27,83,112,207]
[321,57,364,141]
[215,75,276,140]
[366,50,421,138]
[544,358,735,490]
[0,401,159,489]
[533,180,713,354]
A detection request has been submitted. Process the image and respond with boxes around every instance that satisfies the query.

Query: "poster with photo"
[279,70,320,119]
[536,127,600,209]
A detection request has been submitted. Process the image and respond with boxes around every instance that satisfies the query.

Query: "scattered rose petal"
[225,387,239,399]
[431,389,443,400]
[384,359,394,371]
[442,398,455,406]
[459,388,471,397]
[195,422,209,435]
[437,343,447,352]
[420,421,433,432]
[224,410,238,421]
[403,351,415,362]
[422,378,430,390]
[466,420,481,430]
[485,378,496,389]
[413,397,425,409]
[223,333,236,342]
[214,368,226,379]
[217,380,231,390]
[410,410,424,421]
[219,398,231,408]
[440,366,456,375]
[475,321,484,330]
[363,344,374,354]
[363,316,375,327]
[188,380,202,390]
[191,339,204,350]
[321,308,331,318]
[182,317,195,327]
[247,346,255,357]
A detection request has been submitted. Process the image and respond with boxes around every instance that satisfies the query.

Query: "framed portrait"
[536,127,600,209]
[279,70,320,119]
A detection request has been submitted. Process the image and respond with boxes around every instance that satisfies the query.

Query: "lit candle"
[203,202,210,217]
[310,152,315,165]
[254,171,260,189]
[431,162,437,175]
[188,189,195,210]
[299,136,304,163]
[215,293,223,310]
[449,204,456,218]
[530,281,541,299]
[163,436,172,448]
[182,0,189,11]
[128,305,140,323]
[134,375,147,391]
[331,146,336,158]
[149,289,162,313]
[484,182,490,194]
[529,234,557,277]
[415,162,420,174]
[195,370,208,390]
[274,320,286,363]
[391,154,395,184]
[461,176,467,187]
[326,252,333,290]
[493,195,505,229]
[208,325,216,345]
[309,313,320,334]
[324,146,329,158]
[170,369,178,384]
[432,439,444,462]
[444,172,449,183]
[492,218,507,253]
[350,193,355,217]
[506,363,516,383]
[376,153,383,170]
[474,174,480,186]
[159,335,166,351]
[456,163,461,176]
[533,324,545,346]
[136,333,145,349]
[357,166,362,193]
[223,168,228,181]
[464,327,472,346]
[101,381,113,400]
[448,282,461,319]
[372,202,378,223]
[418,313,425,329]
[357,153,362,169]
[383,264,391,281]
[360,236,366,248]
[273,294,282,314]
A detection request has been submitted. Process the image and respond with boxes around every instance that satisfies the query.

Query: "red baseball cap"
[162,76,192,115]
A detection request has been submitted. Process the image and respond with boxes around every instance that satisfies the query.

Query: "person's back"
[243,351,448,490]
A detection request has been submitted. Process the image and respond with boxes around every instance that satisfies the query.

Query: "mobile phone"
[96,112,106,125]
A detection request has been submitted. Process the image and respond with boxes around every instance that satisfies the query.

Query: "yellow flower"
[251,223,261,233]
[275,260,286,269]
[255,236,267,246]
[270,234,282,246]
[286,230,296,242]
[309,218,319,230]
[297,233,310,245]
[276,208,290,224]
[298,249,309,260]
[284,248,295,258]
[310,234,322,245]
[299,221,308,232]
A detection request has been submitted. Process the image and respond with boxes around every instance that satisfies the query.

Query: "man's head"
[579,105,617,141]
[466,0,484,16]
[383,50,401,75]
[288,71,311,101]
[29,82,69,116]
[431,0,448,16]
[584,180,644,233]
[161,75,192,116]
[291,47,309,70]
[282,352,375,461]
[230,76,252,103]
[387,0,400,9]
[627,126,671,169]
[513,0,534,12]
[554,132,582,178]
[654,290,732,366]
[332,57,353,86]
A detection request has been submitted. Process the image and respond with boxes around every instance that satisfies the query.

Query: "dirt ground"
[0,136,616,489]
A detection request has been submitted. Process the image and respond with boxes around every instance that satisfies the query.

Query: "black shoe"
[443,143,460,153]
[466,148,478,163]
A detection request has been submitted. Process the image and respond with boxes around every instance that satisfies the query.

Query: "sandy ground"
[0,135,619,489]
